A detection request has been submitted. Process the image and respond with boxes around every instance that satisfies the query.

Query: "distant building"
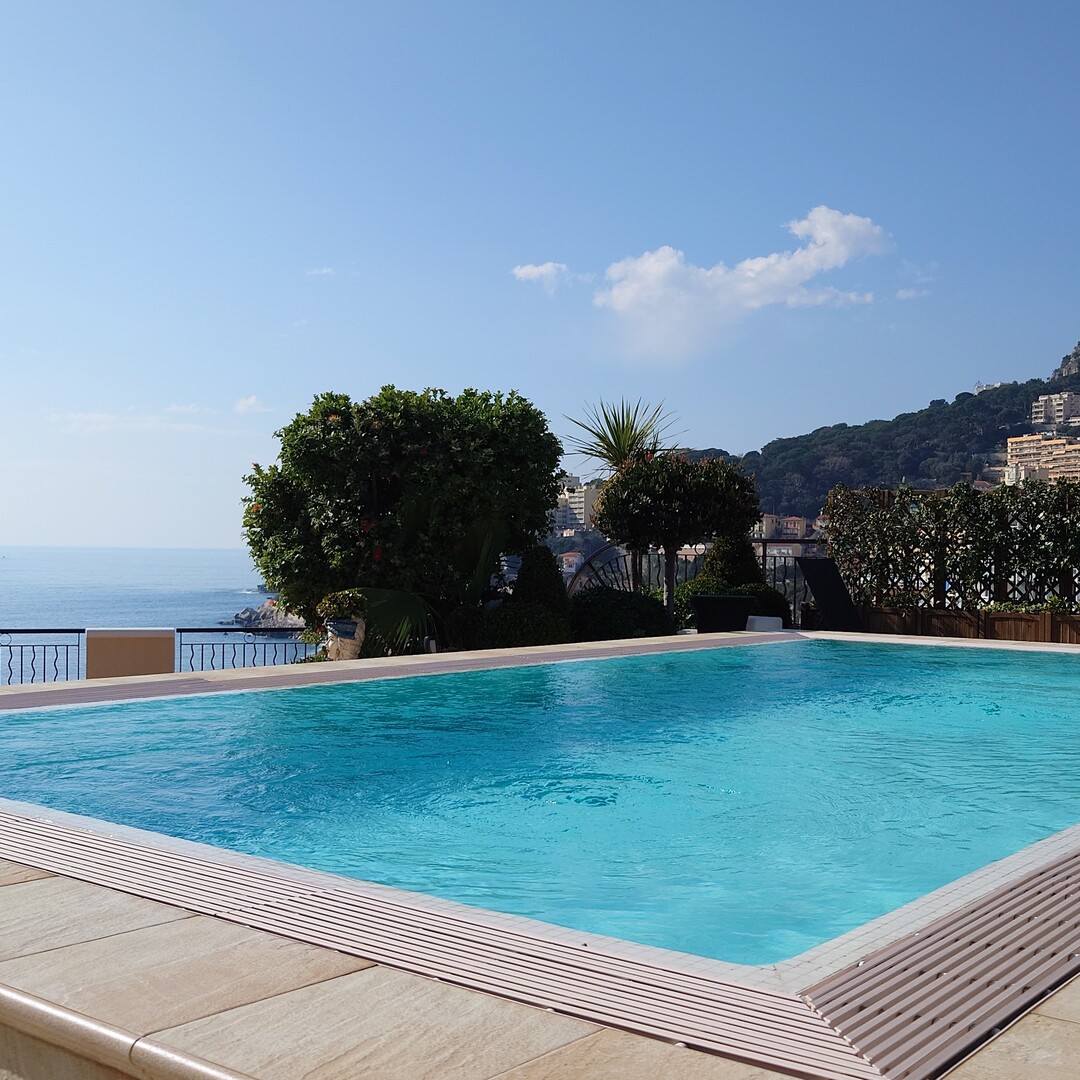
[751,514,809,539]
[557,551,585,583]
[750,514,781,539]
[553,477,602,533]
[1031,392,1080,426]
[974,381,1004,395]
[1003,463,1050,485]
[1005,433,1080,483]
[778,515,808,539]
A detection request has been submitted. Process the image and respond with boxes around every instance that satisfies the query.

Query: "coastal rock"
[230,599,305,629]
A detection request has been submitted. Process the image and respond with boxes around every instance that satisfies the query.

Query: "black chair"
[796,557,863,631]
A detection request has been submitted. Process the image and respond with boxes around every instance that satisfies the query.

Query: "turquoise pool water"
[4,639,1080,965]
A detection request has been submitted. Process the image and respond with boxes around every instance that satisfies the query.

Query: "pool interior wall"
[4,632,1080,1079]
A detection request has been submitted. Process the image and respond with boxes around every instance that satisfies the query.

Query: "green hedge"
[826,481,1080,610]
[568,587,674,642]
[445,601,569,650]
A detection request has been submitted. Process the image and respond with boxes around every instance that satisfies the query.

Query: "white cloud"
[516,206,893,358]
[896,259,936,300]
[596,206,890,317]
[166,403,201,414]
[511,261,573,294]
[305,267,335,276]
[50,411,205,434]
[234,395,271,415]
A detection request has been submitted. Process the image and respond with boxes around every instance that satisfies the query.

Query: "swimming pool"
[4,636,1080,967]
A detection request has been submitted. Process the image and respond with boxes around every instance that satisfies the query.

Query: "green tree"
[594,454,761,613]
[565,398,679,475]
[243,387,562,639]
[566,398,679,588]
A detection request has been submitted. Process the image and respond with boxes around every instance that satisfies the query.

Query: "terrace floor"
[4,632,1080,1079]
[3,850,1080,1080]
[1,854,795,1080]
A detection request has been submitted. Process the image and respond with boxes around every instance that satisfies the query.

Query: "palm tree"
[565,399,680,589]
[565,399,679,476]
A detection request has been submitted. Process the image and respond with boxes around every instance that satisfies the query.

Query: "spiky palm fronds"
[565,399,680,475]
[358,587,438,655]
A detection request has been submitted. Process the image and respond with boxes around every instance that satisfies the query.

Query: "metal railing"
[566,538,828,627]
[175,628,318,672]
[0,630,84,685]
[0,627,319,687]
[756,539,828,623]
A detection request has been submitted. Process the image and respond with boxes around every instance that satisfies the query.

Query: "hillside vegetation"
[692,343,1080,518]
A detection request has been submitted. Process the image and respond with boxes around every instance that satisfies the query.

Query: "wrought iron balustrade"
[176,628,318,673]
[566,537,827,627]
[0,630,84,685]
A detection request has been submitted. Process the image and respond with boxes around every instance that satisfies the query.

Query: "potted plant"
[316,589,368,660]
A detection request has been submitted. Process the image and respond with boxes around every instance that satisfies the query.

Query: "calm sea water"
[6,639,1080,964]
[0,547,263,628]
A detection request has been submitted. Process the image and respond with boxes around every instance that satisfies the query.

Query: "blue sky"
[3,2,1079,547]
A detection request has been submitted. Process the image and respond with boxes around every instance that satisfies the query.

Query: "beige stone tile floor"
[0,858,792,1080]
[945,974,1080,1079]
[2,852,1077,1080]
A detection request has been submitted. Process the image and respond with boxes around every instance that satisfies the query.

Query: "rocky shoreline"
[225,599,306,630]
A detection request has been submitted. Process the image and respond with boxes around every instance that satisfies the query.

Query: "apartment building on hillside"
[1004,433,1080,483]
[553,475,602,532]
[1031,392,1080,426]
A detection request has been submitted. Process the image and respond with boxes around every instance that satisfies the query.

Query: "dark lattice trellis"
[826,482,1080,611]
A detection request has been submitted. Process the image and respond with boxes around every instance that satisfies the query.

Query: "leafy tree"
[692,348,1080,516]
[243,387,562,637]
[594,454,761,613]
[512,544,570,619]
[697,535,763,589]
[566,398,680,589]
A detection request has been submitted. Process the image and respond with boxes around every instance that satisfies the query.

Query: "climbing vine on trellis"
[825,481,1080,611]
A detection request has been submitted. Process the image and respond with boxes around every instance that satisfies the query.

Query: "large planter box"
[917,610,981,638]
[982,612,1048,642]
[690,594,756,633]
[1052,614,1080,644]
[855,609,1080,643]
[859,608,915,636]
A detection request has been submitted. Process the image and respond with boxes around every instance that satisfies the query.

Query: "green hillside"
[693,343,1080,518]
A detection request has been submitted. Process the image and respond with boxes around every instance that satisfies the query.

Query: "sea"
[0,547,265,629]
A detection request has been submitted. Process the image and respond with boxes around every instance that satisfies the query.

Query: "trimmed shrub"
[699,536,763,589]
[443,601,569,650]
[568,586,674,642]
[472,601,569,649]
[512,545,570,617]
[441,605,484,651]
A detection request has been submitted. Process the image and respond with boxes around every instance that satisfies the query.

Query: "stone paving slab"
[0,856,784,1080]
